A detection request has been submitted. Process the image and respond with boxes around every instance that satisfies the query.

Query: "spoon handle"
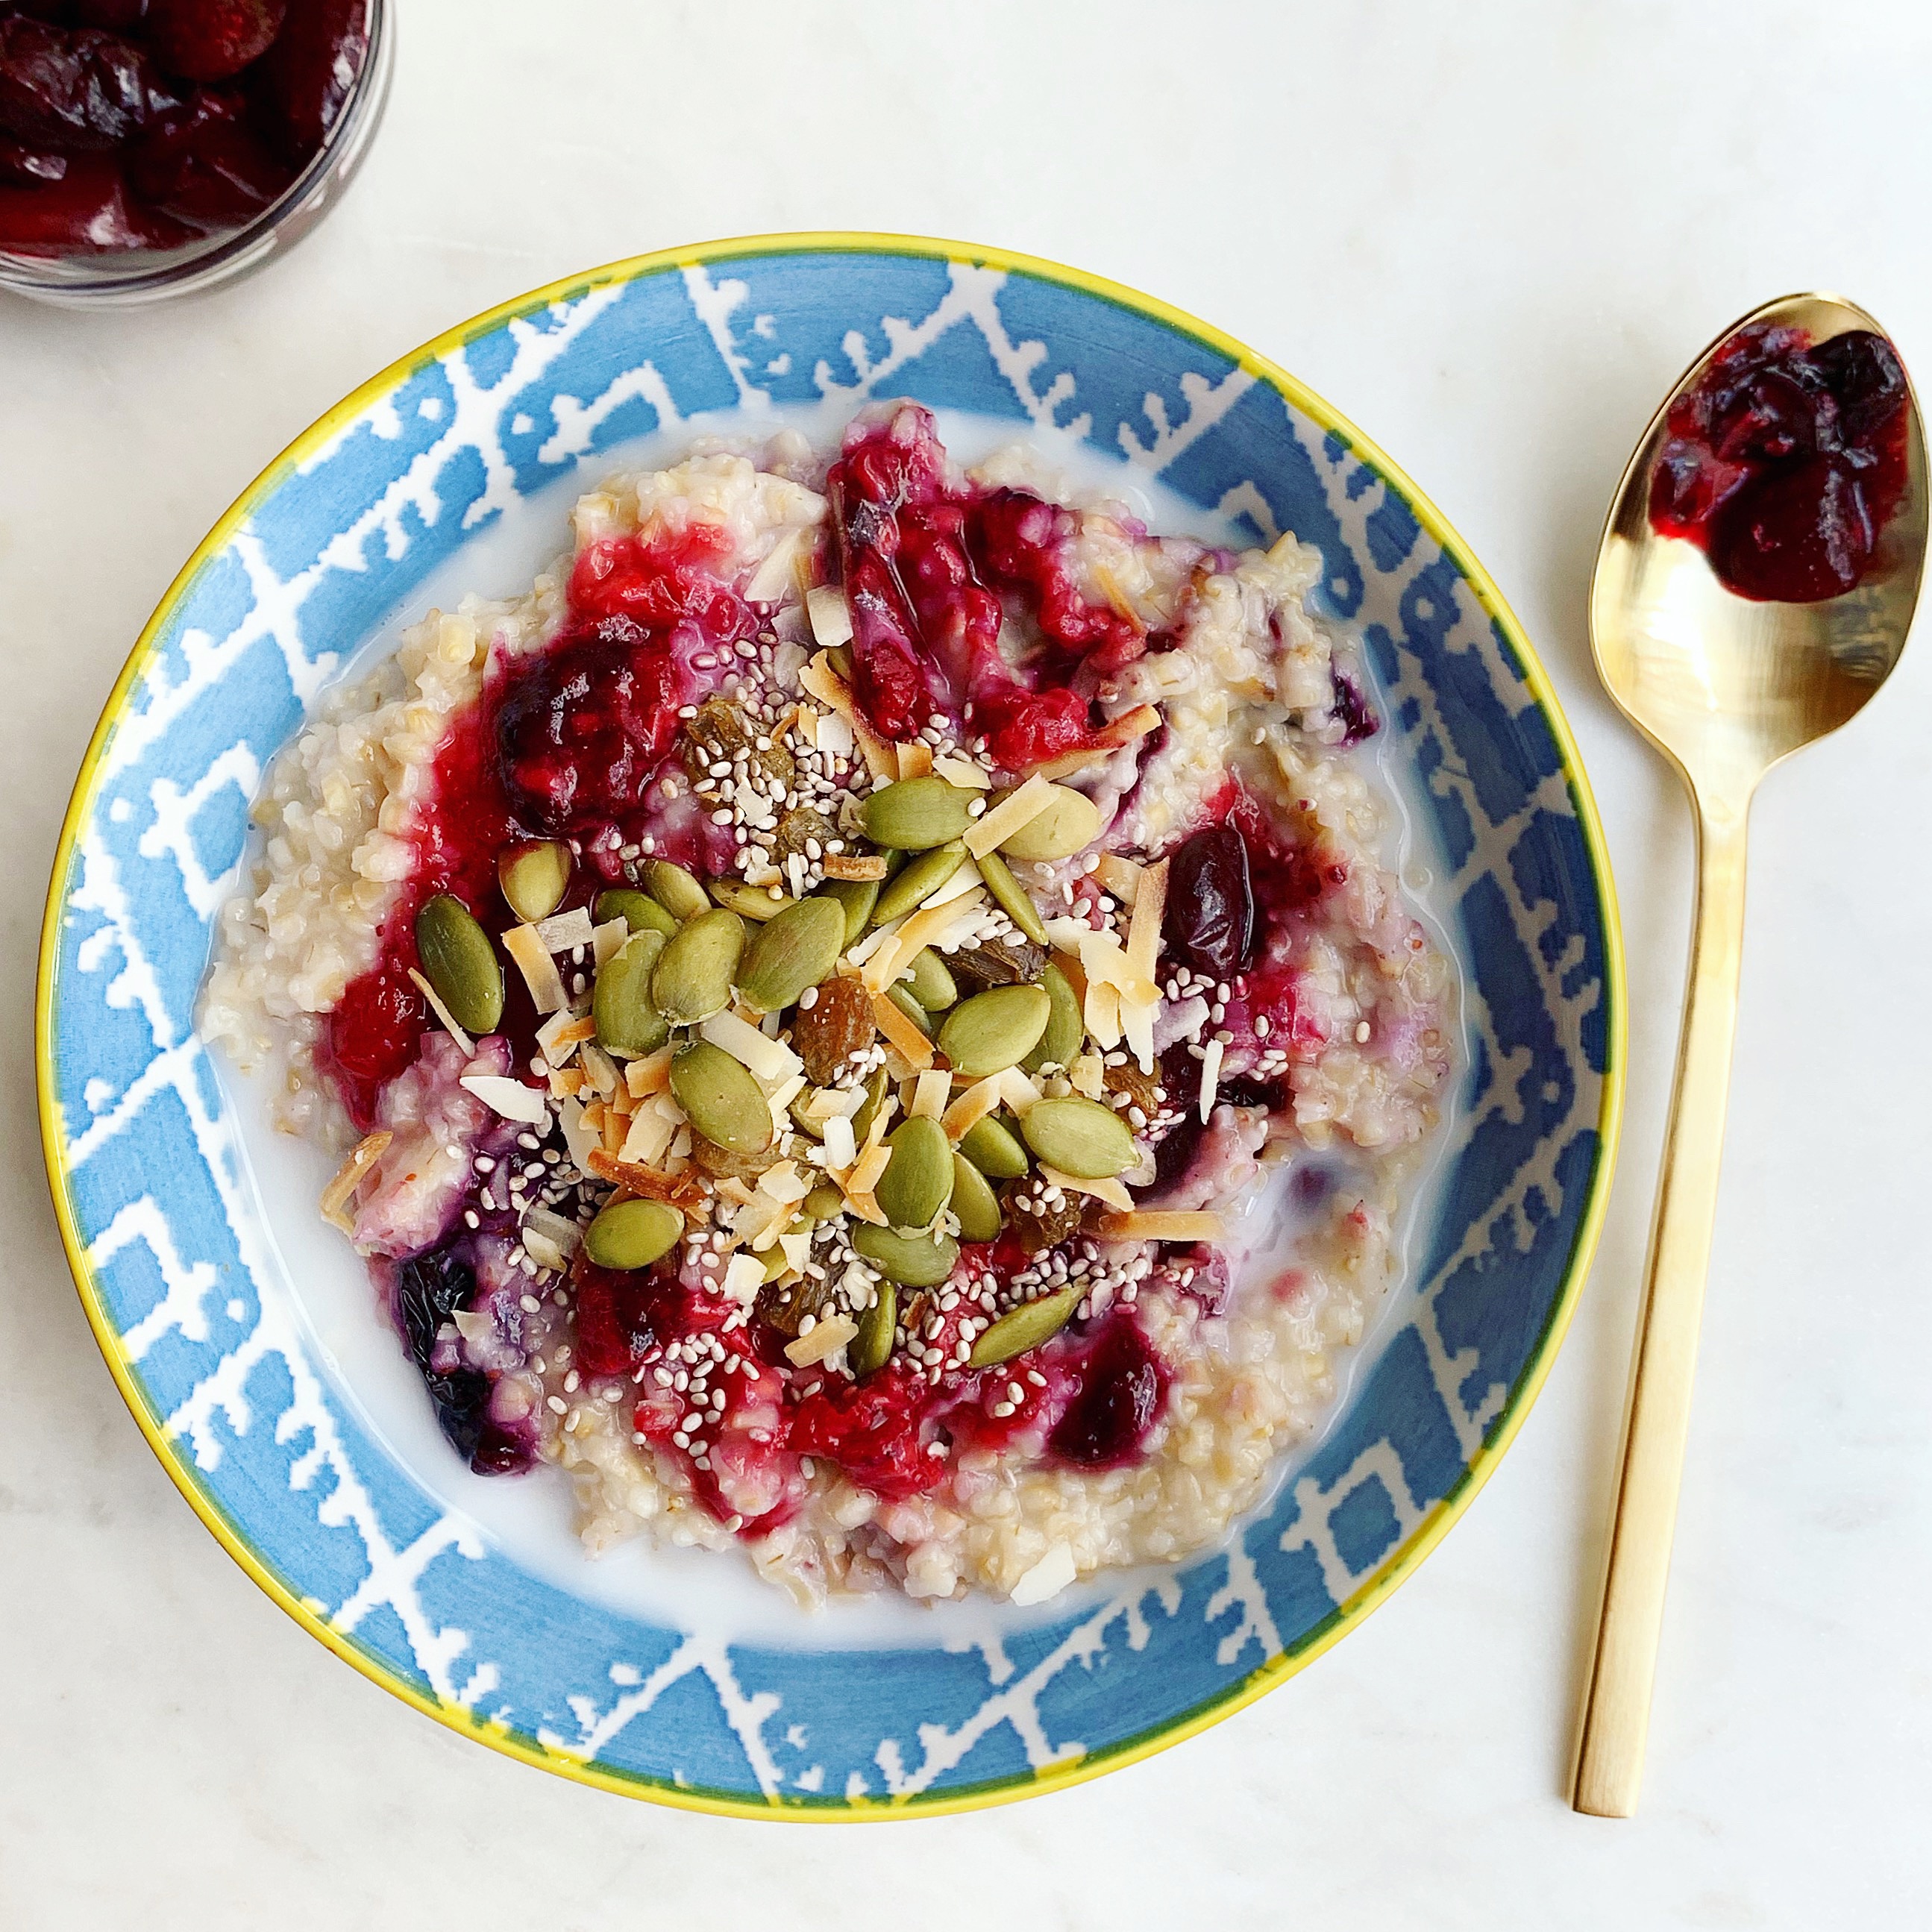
[1572,794,1749,1818]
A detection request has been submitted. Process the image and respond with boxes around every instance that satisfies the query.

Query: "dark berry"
[1649,322,1910,603]
[125,84,287,229]
[1329,668,1379,745]
[255,0,364,161]
[73,1,151,29]
[0,131,66,182]
[0,144,188,249]
[1164,822,1255,979]
[145,0,283,84]
[0,17,176,148]
[393,1245,476,1370]
[574,1261,662,1379]
[1048,1318,1168,1467]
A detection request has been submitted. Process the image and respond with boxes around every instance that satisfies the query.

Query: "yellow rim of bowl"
[36,230,1628,1821]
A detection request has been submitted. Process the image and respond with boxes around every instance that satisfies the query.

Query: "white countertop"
[4,1,1928,1924]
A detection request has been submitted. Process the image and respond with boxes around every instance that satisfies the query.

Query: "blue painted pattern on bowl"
[38,237,1621,1815]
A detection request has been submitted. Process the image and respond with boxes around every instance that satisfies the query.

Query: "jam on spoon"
[1649,321,1910,603]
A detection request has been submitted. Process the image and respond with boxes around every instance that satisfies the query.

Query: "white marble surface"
[4,1,1928,1923]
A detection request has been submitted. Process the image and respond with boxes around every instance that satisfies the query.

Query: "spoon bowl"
[1592,292,1928,800]
[1574,293,1925,1819]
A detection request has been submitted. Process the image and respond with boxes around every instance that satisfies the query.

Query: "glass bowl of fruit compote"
[0,0,389,306]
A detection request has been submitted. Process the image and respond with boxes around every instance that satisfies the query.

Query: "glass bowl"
[0,0,392,309]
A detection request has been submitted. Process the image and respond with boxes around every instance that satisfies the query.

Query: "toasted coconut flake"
[821,851,888,882]
[460,1074,548,1126]
[909,1068,951,1120]
[407,968,475,1057]
[932,753,990,789]
[536,1009,598,1068]
[583,1148,708,1211]
[871,989,935,1070]
[320,1129,392,1229]
[1125,857,1167,983]
[535,906,596,954]
[1039,1164,1135,1212]
[785,1313,859,1366]
[701,1009,802,1085]
[896,740,933,780]
[504,923,568,1014]
[941,1073,1006,1139]
[806,583,853,648]
[963,774,1054,858]
[1094,1209,1226,1243]
[1095,853,1144,905]
[800,651,897,777]
[592,918,630,968]
[624,1045,674,1097]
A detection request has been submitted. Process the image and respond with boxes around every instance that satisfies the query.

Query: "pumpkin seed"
[906,947,958,1012]
[595,887,677,939]
[816,875,880,944]
[1023,962,1083,1073]
[593,929,668,1058]
[871,841,967,925]
[759,1242,794,1283]
[583,1196,684,1270]
[645,859,710,923]
[950,1152,1003,1242]
[414,894,504,1035]
[851,1064,890,1144]
[498,841,571,923]
[1021,1095,1138,1179]
[849,1281,896,1379]
[938,982,1050,1079]
[800,1182,846,1222]
[669,1041,773,1158]
[876,1116,955,1231]
[975,848,1050,947]
[650,909,745,1025]
[959,1113,1029,1179]
[826,642,855,683]
[709,880,794,921]
[737,895,846,1013]
[863,776,973,850]
[969,1284,1082,1367]
[998,783,1101,861]
[851,1223,959,1288]
[885,982,933,1036]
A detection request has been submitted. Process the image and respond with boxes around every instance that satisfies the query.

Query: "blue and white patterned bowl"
[37,235,1624,1816]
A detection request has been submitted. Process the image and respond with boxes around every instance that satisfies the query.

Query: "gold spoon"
[1574,293,1927,1818]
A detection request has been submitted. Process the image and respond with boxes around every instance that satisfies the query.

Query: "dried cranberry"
[73,1,152,30]
[1047,1318,1167,1468]
[1164,822,1254,979]
[254,0,363,160]
[1649,322,1910,603]
[125,84,286,228]
[0,17,175,148]
[143,0,282,82]
[493,618,687,837]
[0,142,188,248]
[789,1365,944,1502]
[0,131,64,181]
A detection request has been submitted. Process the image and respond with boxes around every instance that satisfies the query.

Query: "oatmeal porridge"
[200,401,1453,1608]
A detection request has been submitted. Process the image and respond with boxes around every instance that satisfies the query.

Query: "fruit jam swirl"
[1649,322,1911,603]
[316,412,1421,1549]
